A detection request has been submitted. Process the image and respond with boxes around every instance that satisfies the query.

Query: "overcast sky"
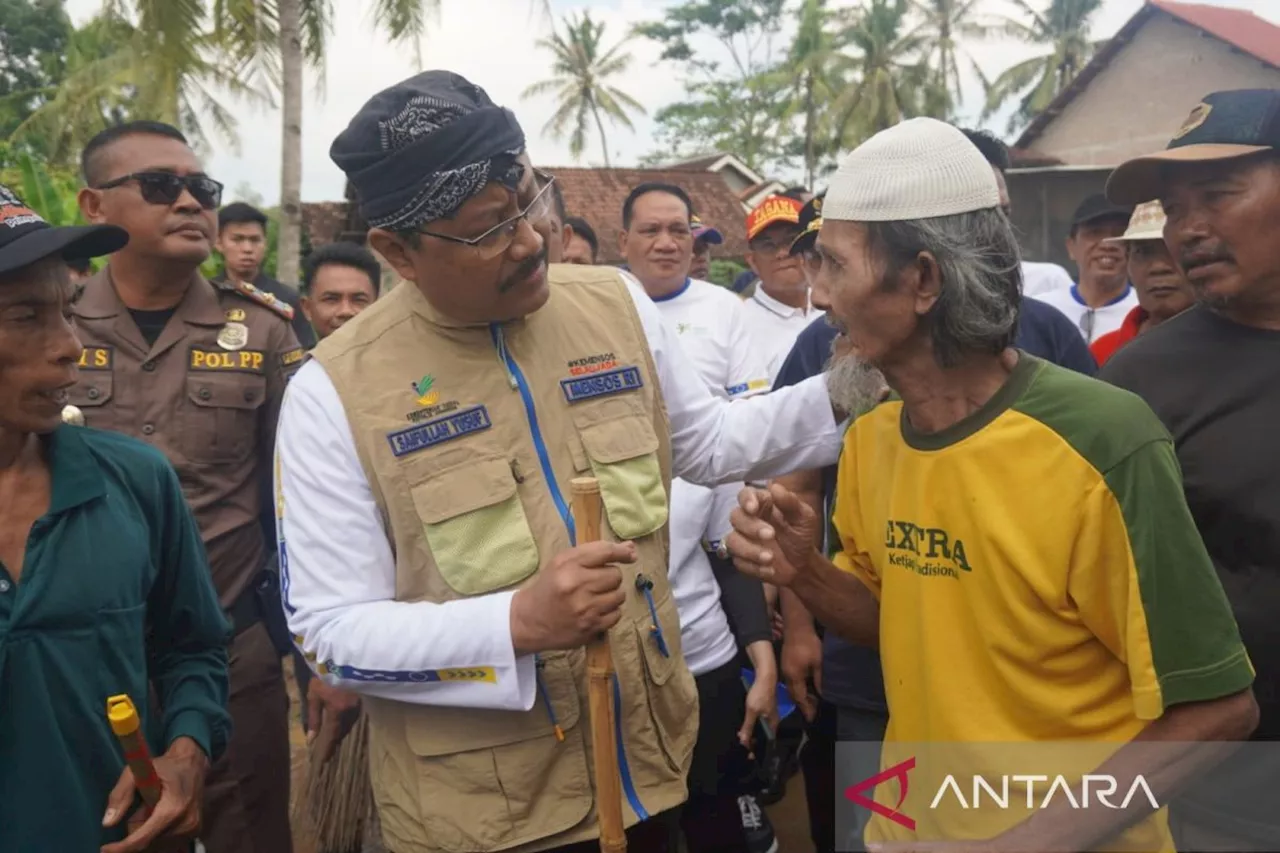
[64,0,1278,203]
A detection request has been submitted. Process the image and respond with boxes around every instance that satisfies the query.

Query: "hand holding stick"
[571,477,628,853]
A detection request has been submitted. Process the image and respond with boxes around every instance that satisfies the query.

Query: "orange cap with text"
[746,195,803,241]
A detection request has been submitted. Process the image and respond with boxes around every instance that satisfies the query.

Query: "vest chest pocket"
[573,414,668,541]
[410,458,539,596]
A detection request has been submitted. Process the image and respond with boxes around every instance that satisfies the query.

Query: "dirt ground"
[284,659,816,853]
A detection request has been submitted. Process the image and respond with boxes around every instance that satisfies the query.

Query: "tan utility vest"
[312,265,698,853]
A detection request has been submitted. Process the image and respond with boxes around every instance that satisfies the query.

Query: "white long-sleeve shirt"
[648,278,771,676]
[275,277,841,712]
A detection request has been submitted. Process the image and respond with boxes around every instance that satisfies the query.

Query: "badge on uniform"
[76,346,113,371]
[225,308,247,322]
[190,348,266,373]
[218,322,249,351]
[560,365,643,404]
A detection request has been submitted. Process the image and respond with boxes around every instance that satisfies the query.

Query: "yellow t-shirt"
[832,355,1254,851]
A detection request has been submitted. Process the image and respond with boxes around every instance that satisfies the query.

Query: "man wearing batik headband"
[275,70,847,853]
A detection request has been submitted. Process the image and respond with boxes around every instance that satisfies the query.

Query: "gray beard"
[825,337,888,418]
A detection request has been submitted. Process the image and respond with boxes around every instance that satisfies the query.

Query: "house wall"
[1028,13,1280,166]
[1006,169,1112,272]
[715,167,754,196]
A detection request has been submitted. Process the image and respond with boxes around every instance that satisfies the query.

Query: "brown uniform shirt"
[70,268,303,607]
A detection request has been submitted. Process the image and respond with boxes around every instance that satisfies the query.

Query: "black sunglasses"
[96,171,224,210]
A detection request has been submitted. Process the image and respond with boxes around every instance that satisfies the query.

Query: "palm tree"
[910,0,990,119]
[981,0,1105,134]
[522,11,646,167]
[10,2,265,162]
[216,0,437,284]
[835,0,930,145]
[780,0,850,187]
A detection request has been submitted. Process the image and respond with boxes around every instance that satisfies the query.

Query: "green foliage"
[638,0,959,176]
[12,149,81,224]
[0,0,72,143]
[981,0,1105,134]
[707,258,747,289]
[523,11,645,166]
[637,0,793,173]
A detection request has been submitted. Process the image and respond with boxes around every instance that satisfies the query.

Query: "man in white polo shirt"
[1032,194,1137,342]
[740,195,823,382]
[619,180,781,853]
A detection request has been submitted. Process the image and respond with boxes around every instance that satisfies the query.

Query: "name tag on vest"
[386,404,492,457]
[77,346,113,370]
[189,349,266,373]
[560,365,643,404]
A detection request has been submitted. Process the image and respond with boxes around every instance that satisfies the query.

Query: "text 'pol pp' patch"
[189,348,266,373]
[560,365,643,404]
[386,404,491,457]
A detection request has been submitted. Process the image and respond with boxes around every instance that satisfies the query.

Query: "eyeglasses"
[95,171,224,210]
[751,232,803,255]
[418,170,557,260]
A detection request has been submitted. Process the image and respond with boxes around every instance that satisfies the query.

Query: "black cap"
[1108,89,1280,204]
[0,184,127,277]
[789,193,825,256]
[1071,194,1131,228]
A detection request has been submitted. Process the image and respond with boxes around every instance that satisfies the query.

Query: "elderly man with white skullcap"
[725,118,1258,852]
[275,71,847,853]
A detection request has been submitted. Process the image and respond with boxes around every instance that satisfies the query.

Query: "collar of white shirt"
[752,286,810,319]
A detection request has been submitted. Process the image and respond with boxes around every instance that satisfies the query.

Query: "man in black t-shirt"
[1104,88,1280,852]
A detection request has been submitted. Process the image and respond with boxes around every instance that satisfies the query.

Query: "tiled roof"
[549,166,751,263]
[300,202,347,247]
[1016,0,1280,148]
[664,153,727,172]
[301,183,370,247]
[1152,0,1280,68]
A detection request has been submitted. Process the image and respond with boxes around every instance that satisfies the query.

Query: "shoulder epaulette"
[228,280,295,321]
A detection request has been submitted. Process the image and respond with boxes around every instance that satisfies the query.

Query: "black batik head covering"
[330,71,527,232]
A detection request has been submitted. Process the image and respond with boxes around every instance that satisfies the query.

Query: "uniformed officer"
[71,120,301,853]
[276,71,843,853]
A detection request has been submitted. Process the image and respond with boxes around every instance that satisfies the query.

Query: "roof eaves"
[1014,5,1155,149]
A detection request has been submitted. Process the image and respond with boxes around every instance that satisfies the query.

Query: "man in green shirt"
[0,184,231,852]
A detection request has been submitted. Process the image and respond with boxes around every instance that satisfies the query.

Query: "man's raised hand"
[726,484,821,588]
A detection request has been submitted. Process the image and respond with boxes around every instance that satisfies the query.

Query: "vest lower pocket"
[577,416,669,541]
[412,458,539,596]
[618,592,699,782]
[398,653,592,851]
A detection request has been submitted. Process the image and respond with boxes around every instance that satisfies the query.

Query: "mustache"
[1179,247,1235,270]
[498,250,547,293]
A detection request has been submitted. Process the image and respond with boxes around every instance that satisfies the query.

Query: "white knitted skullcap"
[824,118,1001,222]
